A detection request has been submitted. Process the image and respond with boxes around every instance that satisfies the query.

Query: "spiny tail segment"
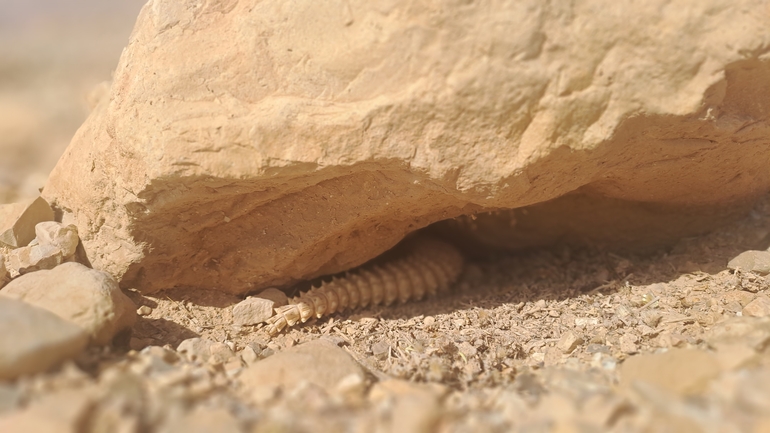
[265,237,464,335]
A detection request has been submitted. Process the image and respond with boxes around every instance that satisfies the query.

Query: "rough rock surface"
[3,221,82,278]
[728,250,770,275]
[0,262,136,345]
[232,297,276,326]
[0,255,8,289]
[0,197,54,249]
[42,0,770,293]
[0,297,88,380]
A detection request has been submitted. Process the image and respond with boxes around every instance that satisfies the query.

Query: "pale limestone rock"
[158,406,242,433]
[0,197,54,249]
[743,295,770,318]
[0,297,88,380]
[255,287,288,307]
[35,221,79,258]
[42,0,770,294]
[232,297,275,326]
[0,262,136,345]
[239,339,365,402]
[728,250,770,275]
[6,243,63,277]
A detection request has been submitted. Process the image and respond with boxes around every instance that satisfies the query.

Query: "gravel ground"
[2,196,770,432]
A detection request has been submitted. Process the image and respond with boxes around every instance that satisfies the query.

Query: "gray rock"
[0,297,88,380]
[239,339,366,401]
[0,262,136,345]
[0,197,54,248]
[727,250,770,275]
[232,297,275,326]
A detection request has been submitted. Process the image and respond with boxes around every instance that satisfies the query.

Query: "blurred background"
[0,0,146,203]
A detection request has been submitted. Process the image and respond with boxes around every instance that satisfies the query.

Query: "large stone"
[239,339,366,399]
[728,250,770,275]
[0,297,88,380]
[0,262,137,345]
[0,197,54,248]
[42,0,770,294]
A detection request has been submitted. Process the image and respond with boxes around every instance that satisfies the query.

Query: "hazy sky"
[0,0,146,29]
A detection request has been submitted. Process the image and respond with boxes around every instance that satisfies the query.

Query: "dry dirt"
[2,194,768,432]
[3,4,770,432]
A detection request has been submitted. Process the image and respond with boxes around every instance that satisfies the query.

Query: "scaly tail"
[265,237,463,335]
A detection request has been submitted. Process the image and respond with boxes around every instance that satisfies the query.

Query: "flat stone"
[232,297,275,326]
[0,196,54,248]
[35,221,79,258]
[620,349,721,396]
[743,295,770,318]
[728,250,770,275]
[0,262,136,345]
[239,339,366,401]
[705,317,770,351]
[254,287,288,307]
[557,330,583,354]
[0,297,88,380]
[722,290,757,307]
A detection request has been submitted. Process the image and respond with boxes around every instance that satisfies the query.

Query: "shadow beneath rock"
[131,317,199,349]
[149,286,242,308]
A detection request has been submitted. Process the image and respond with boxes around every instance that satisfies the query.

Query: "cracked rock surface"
[42,0,770,294]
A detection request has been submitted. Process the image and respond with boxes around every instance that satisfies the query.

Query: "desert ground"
[1,2,769,432]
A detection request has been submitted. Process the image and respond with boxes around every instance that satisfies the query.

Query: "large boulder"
[43,0,770,294]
